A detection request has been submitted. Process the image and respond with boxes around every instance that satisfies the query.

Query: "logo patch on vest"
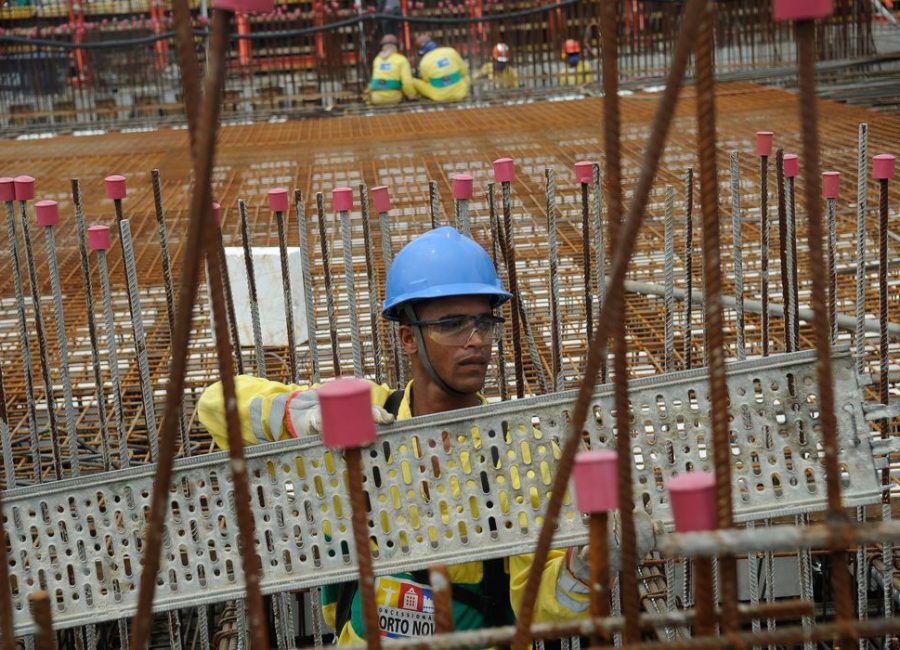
[380,62,392,71]
[375,576,435,639]
[436,57,450,68]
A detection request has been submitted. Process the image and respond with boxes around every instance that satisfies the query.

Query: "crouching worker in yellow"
[411,33,470,102]
[198,227,613,643]
[369,33,417,106]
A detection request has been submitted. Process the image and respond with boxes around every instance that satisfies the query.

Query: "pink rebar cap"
[371,185,391,213]
[667,471,717,533]
[267,188,289,212]
[492,158,515,183]
[573,450,619,513]
[574,161,596,185]
[14,175,35,201]
[756,131,774,157]
[332,187,354,212]
[783,154,799,178]
[822,171,840,199]
[212,0,274,13]
[0,177,15,202]
[34,200,60,227]
[104,175,127,200]
[87,225,111,251]
[317,378,377,448]
[212,202,223,228]
[452,175,474,200]
[873,154,896,181]
[773,0,832,22]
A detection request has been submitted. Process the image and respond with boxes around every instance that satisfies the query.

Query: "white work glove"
[569,510,661,578]
[286,389,395,438]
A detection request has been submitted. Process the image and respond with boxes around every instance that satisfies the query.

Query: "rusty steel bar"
[30,592,55,650]
[20,201,63,480]
[338,202,364,377]
[693,556,715,637]
[359,184,384,385]
[296,190,321,385]
[787,168,801,345]
[429,180,441,230]
[759,149,770,357]
[346,447,382,650]
[71,178,111,472]
[376,201,402,387]
[664,185,675,372]
[0,372,16,650]
[591,163,608,385]
[499,179,525,398]
[488,183,508,402]
[150,169,180,352]
[855,123,868,375]
[213,203,245,376]
[826,190,838,345]
[777,148,792,351]
[274,205,299,383]
[580,178,593,343]
[795,15,855,643]
[546,168,562,392]
[316,192,342,376]
[729,154,746,360]
[683,167,694,369]
[430,566,454,635]
[0,366,14,488]
[588,512,611,647]
[239,199,267,378]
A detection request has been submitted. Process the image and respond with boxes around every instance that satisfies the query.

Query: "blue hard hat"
[382,226,511,321]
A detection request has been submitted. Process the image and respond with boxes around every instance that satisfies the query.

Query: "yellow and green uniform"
[412,46,470,102]
[197,376,592,642]
[559,59,597,86]
[475,62,520,90]
[369,51,417,106]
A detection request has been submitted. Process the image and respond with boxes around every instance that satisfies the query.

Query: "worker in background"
[197,226,652,641]
[559,38,597,86]
[473,42,520,90]
[411,33,470,102]
[368,33,417,106]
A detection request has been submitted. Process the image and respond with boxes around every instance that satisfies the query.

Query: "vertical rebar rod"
[795,17,855,642]
[118,219,159,462]
[664,185,675,372]
[855,123,868,375]
[694,0,739,631]
[878,172,894,627]
[296,190,321,384]
[746,522,761,636]
[455,197,471,237]
[581,181,594,343]
[96,250,129,469]
[339,207,364,377]
[274,208,299,383]
[777,148,792,350]
[346,448,382,650]
[239,200,267,378]
[0,366,15,489]
[592,163,608,384]
[215,213,245,376]
[43,222,80,476]
[317,192,342,376]
[31,592,56,650]
[71,179,111,471]
[151,169,181,355]
[377,207,402,387]
[795,512,814,649]
[786,173,799,350]
[429,180,441,229]
[759,153,770,356]
[359,185,383,385]
[730,153,746,360]
[588,512,611,647]
[488,183,509,402]
[500,180,525,398]
[693,557,716,636]
[430,566,454,635]
[683,168,694,369]
[20,205,63,480]
[826,195,838,344]
[546,169,563,392]
[3,198,41,482]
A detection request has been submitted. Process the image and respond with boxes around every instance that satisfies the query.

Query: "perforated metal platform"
[2,348,880,634]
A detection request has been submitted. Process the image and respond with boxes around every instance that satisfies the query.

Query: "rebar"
[316,192,342,376]
[683,167,694,369]
[429,180,441,229]
[759,152,770,357]
[664,185,675,372]
[346,447,382,650]
[239,200,267,378]
[777,148,791,350]
[339,206,364,377]
[96,249,129,469]
[588,512,611,647]
[0,372,16,650]
[591,162,608,384]
[827,194,838,345]
[730,154,745,360]
[488,183,509,401]
[359,184,383,385]
[546,169,562,392]
[455,196,471,238]
[0,366,14,488]
[856,123,868,375]
[210,202,246,377]
[274,206,299,383]
[499,180,525,398]
[296,190,321,384]
[785,169,799,351]
[376,204,402,387]
[430,565,454,635]
[580,179,593,343]
[30,592,55,650]
[878,171,894,627]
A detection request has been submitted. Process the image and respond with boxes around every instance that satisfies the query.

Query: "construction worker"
[473,42,520,90]
[196,226,638,641]
[368,33,417,106]
[559,38,596,87]
[411,33,470,102]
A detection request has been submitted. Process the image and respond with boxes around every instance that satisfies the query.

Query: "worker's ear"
[398,324,419,356]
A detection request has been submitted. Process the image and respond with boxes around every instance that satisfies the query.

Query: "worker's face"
[400,295,495,395]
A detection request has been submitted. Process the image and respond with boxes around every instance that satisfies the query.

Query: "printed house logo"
[399,583,420,610]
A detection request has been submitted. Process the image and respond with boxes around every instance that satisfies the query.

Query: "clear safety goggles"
[410,313,505,347]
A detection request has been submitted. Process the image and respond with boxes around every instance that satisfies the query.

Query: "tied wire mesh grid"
[0,347,885,635]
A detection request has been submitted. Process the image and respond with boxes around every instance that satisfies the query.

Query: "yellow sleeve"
[400,56,417,99]
[509,550,591,624]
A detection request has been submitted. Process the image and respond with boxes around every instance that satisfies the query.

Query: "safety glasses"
[409,313,505,347]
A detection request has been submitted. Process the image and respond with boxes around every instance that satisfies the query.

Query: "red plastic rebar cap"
[451,175,474,200]
[213,0,274,12]
[573,450,619,514]
[821,171,840,199]
[772,0,833,22]
[14,175,35,201]
[87,225,111,251]
[104,175,127,200]
[212,202,222,228]
[574,161,596,185]
[492,158,515,183]
[0,177,15,202]
[873,154,896,181]
[267,188,289,213]
[317,378,377,449]
[371,185,391,213]
[783,153,799,178]
[756,131,774,157]
[667,471,717,533]
[34,200,60,227]
[332,187,354,212]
